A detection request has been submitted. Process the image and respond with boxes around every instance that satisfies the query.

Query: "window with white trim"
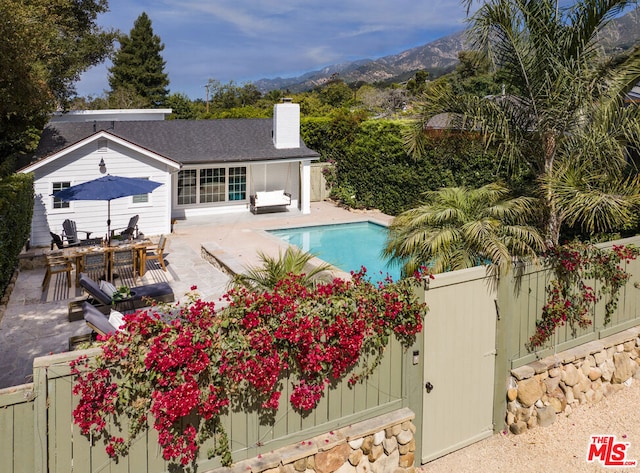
[177,167,246,205]
[132,177,150,204]
[228,167,247,201]
[200,168,225,203]
[177,169,197,205]
[52,181,71,209]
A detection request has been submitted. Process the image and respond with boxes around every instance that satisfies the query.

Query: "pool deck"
[0,201,392,389]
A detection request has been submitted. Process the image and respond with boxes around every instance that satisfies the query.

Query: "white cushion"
[255,190,289,206]
[100,280,117,298]
[108,309,125,331]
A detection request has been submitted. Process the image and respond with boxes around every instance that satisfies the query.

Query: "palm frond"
[231,246,334,291]
[385,183,543,276]
[544,163,640,234]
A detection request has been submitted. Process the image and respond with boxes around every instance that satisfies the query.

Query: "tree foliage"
[0,0,115,169]
[318,80,354,108]
[108,12,169,107]
[206,80,262,109]
[406,70,430,96]
[408,0,640,245]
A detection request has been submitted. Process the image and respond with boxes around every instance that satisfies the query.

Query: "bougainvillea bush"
[71,268,430,468]
[527,242,639,350]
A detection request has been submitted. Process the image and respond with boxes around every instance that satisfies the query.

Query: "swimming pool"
[268,221,401,283]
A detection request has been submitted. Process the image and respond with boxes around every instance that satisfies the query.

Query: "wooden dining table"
[58,239,154,284]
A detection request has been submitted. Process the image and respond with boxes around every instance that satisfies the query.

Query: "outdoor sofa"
[249,189,291,214]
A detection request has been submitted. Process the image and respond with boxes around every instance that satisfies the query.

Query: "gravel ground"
[420,379,640,472]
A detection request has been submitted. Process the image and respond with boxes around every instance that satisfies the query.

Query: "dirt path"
[420,379,640,472]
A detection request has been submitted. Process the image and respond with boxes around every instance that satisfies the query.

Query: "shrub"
[72,269,431,468]
[0,173,34,296]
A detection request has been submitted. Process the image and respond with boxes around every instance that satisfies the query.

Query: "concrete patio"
[0,201,392,389]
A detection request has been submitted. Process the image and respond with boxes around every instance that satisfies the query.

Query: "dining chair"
[81,252,108,283]
[110,247,138,284]
[145,234,168,272]
[42,252,73,288]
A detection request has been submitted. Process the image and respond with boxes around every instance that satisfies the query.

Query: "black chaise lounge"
[82,301,118,336]
[78,272,175,312]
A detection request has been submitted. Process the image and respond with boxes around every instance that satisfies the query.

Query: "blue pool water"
[268,221,401,283]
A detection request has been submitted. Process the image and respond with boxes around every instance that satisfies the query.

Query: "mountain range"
[254,7,640,93]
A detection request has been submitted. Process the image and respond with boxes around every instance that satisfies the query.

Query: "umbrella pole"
[107,200,111,245]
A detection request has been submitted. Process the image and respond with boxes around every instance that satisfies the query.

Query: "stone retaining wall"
[506,326,640,434]
[201,243,244,277]
[206,408,416,473]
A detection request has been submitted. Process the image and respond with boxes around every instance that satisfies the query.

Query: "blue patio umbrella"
[52,175,163,239]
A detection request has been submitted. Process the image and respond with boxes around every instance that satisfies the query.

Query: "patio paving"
[0,201,392,389]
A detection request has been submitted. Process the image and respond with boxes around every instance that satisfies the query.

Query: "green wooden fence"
[497,235,640,369]
[0,337,411,473]
[0,383,36,473]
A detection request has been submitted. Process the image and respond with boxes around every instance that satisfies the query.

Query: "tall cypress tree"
[108,12,169,107]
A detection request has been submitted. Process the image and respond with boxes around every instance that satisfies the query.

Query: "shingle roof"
[29,119,320,165]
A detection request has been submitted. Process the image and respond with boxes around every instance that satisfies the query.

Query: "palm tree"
[231,246,334,291]
[407,0,640,246]
[383,183,544,275]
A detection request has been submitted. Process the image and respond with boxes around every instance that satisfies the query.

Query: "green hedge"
[302,116,519,216]
[0,173,34,295]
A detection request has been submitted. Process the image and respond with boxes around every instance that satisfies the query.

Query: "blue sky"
[76,0,472,100]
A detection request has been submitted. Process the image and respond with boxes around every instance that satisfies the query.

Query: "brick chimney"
[273,98,300,149]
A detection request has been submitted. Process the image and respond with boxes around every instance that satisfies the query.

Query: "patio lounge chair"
[50,232,64,250]
[82,301,167,337]
[78,273,175,311]
[82,301,118,336]
[111,215,139,240]
[62,219,93,246]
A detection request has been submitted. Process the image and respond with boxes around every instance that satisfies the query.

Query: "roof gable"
[19,130,181,174]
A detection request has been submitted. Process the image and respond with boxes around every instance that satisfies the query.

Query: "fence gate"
[420,267,498,463]
[309,162,330,202]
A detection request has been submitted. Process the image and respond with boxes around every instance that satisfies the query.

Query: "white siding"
[29,139,173,247]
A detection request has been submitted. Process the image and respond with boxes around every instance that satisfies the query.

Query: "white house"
[19,102,320,248]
